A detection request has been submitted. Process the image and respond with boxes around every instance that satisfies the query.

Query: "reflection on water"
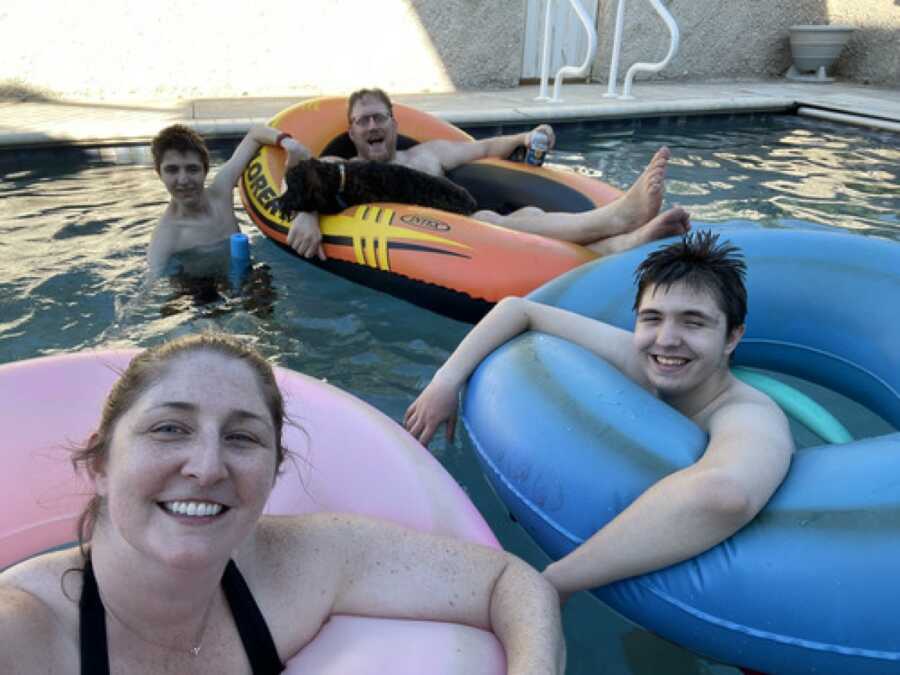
[0,115,898,675]
[546,118,900,241]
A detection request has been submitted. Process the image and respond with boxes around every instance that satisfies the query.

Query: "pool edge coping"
[2,82,899,151]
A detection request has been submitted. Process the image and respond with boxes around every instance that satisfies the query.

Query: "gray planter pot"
[787,25,854,83]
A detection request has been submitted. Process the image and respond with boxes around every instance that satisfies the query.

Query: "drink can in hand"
[525,131,549,167]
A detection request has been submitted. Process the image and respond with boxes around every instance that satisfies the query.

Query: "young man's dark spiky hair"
[633,230,748,334]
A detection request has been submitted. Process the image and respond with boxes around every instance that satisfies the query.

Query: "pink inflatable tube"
[0,350,506,674]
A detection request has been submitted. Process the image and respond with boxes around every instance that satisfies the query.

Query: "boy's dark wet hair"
[151,124,210,174]
[633,230,748,334]
[347,88,394,124]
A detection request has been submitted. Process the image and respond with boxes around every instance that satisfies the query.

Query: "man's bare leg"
[471,147,670,244]
[586,206,691,256]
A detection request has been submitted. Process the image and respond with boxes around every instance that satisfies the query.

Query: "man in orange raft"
[286,88,691,260]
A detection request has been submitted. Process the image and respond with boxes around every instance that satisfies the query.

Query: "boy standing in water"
[147,124,306,279]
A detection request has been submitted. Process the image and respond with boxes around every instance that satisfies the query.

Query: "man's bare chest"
[394,152,443,177]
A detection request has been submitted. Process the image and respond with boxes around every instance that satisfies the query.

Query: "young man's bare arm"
[418,124,555,174]
[404,296,638,445]
[209,124,310,196]
[542,396,794,601]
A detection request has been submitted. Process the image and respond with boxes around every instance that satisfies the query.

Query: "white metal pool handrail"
[536,0,598,103]
[603,0,629,98]
[603,0,680,100]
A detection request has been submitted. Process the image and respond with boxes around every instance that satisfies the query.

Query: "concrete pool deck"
[1,80,899,150]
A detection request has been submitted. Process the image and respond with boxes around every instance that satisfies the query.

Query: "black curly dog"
[275,158,478,219]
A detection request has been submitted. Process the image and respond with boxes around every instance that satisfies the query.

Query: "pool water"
[1,113,898,674]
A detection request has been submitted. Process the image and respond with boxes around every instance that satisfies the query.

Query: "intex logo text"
[400,214,451,232]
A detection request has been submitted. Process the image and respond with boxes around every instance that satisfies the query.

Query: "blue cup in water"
[230,232,250,260]
[229,233,251,292]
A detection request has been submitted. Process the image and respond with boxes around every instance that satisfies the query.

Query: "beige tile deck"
[1,80,898,149]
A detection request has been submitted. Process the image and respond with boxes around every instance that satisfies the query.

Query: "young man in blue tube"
[147,124,307,279]
[285,87,690,260]
[405,230,794,602]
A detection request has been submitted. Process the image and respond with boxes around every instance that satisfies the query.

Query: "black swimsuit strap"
[79,558,111,675]
[79,558,284,675]
[221,559,285,675]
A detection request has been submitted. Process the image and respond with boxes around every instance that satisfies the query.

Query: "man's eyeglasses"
[351,112,391,127]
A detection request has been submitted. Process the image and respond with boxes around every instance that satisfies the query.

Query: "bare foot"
[605,146,670,235]
[588,206,690,256]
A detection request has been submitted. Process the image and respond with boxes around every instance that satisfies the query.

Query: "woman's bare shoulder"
[252,512,351,557]
[0,581,67,672]
[1,549,86,671]
[0,579,54,624]
[255,512,399,549]
[2,547,83,593]
[249,512,401,590]
[235,515,355,658]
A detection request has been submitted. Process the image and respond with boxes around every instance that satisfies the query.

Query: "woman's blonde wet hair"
[71,333,287,554]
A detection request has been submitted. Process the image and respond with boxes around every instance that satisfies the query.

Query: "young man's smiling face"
[633,281,744,405]
[347,95,398,162]
[158,149,207,205]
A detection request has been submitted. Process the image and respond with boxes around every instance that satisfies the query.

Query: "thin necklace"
[99,586,217,657]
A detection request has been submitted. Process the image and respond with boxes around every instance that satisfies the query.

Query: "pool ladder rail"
[535,0,598,103]
[534,0,680,102]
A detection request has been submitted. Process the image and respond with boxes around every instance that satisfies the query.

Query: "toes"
[653,147,671,169]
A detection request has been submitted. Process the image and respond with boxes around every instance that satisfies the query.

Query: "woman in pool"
[0,334,563,675]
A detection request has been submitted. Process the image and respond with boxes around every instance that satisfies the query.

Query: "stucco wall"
[3,0,894,102]
[828,0,900,85]
[591,0,899,87]
[0,0,525,102]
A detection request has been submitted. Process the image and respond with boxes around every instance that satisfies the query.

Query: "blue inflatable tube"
[462,229,900,674]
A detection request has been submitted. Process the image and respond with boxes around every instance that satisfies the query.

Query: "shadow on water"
[159,263,278,320]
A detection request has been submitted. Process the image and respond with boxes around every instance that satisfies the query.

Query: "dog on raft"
[275,158,478,219]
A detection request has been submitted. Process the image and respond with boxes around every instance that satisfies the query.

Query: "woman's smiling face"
[92,350,279,569]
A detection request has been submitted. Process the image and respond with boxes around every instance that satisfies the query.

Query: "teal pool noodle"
[732,367,853,444]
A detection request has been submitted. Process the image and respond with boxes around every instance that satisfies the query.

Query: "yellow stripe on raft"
[244,149,285,226]
[322,207,471,272]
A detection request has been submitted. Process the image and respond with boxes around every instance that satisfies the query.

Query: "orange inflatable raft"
[240,97,622,322]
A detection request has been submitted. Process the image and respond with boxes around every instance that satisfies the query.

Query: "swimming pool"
[1,113,898,674]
